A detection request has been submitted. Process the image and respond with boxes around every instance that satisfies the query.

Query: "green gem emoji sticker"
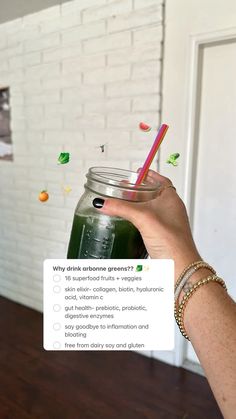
[58,152,70,165]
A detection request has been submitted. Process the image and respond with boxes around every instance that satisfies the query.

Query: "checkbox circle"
[53,274,61,282]
[53,304,61,312]
[53,341,61,349]
[53,322,61,331]
[53,285,61,293]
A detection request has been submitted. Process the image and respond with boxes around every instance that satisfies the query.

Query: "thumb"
[92,197,146,230]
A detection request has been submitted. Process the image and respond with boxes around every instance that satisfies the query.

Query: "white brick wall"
[0,0,164,312]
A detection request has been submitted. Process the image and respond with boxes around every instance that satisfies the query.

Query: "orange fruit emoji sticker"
[38,190,49,202]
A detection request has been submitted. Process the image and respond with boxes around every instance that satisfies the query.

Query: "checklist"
[44,259,174,351]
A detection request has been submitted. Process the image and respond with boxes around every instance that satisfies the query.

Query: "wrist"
[184,278,228,334]
[177,267,215,305]
[175,275,227,341]
[174,250,202,285]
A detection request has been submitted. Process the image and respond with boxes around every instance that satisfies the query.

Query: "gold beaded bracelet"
[174,275,227,341]
[174,262,217,303]
[174,261,216,292]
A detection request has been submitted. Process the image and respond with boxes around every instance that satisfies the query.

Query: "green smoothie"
[67,212,147,259]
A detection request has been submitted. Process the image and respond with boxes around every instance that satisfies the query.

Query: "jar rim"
[86,166,160,191]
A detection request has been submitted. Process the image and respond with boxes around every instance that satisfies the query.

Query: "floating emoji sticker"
[63,185,72,194]
[38,190,49,202]
[166,153,180,166]
[139,122,152,132]
[58,152,70,165]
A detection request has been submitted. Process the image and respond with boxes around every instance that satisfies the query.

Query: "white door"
[153,0,236,369]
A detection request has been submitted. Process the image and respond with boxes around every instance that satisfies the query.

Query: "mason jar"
[67,167,160,259]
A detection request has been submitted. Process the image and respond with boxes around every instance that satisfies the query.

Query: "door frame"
[184,26,236,223]
[159,25,236,368]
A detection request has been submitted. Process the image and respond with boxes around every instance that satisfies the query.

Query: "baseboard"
[182,359,205,376]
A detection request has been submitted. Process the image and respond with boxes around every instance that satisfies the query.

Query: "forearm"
[100,171,236,416]
[178,267,236,418]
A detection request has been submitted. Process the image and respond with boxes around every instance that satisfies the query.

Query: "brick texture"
[0,0,164,312]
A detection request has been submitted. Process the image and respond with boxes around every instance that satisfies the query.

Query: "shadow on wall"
[0,0,72,24]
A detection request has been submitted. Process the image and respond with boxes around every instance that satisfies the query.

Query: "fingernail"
[93,198,105,209]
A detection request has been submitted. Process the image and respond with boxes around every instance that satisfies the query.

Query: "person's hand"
[94,170,201,280]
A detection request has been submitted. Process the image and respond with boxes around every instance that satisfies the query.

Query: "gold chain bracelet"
[174,261,216,292]
[174,275,227,341]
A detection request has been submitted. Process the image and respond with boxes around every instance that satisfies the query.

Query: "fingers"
[159,185,177,196]
[137,168,172,186]
[94,197,146,230]
[92,169,175,230]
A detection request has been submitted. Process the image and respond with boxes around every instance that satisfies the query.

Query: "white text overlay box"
[43,259,174,351]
